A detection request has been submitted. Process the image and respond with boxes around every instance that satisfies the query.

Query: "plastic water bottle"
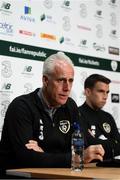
[71,122,84,171]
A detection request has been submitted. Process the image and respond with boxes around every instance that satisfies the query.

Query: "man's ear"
[85,88,91,97]
[42,75,49,87]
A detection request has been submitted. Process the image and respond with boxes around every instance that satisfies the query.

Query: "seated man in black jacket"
[78,74,120,160]
[0,53,104,169]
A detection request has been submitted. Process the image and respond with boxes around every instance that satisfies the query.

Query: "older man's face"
[43,62,74,107]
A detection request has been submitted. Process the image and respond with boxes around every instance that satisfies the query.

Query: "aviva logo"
[24,6,31,14]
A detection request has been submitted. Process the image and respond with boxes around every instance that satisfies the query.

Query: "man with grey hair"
[0,52,104,169]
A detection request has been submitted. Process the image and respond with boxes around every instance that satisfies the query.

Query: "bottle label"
[72,139,84,147]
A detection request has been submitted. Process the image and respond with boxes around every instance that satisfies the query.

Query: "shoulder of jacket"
[67,97,77,105]
[66,97,78,112]
[100,109,114,121]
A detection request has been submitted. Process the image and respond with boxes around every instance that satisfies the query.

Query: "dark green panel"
[0,40,120,72]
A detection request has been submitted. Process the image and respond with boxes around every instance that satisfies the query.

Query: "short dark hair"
[84,74,111,89]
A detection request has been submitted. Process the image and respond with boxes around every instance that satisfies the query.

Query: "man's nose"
[63,81,71,91]
[103,92,108,99]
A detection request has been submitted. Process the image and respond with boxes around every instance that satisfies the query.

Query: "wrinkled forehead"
[51,61,74,77]
[55,60,73,68]
[57,61,73,70]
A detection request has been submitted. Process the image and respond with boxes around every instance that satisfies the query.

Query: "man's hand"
[26,141,104,164]
[84,144,105,163]
[25,140,44,152]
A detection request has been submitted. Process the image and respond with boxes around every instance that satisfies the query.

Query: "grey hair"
[42,52,74,75]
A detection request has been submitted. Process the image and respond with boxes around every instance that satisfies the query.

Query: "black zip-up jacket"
[78,102,120,160]
[0,89,81,168]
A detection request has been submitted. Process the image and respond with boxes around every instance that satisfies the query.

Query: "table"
[6,163,120,179]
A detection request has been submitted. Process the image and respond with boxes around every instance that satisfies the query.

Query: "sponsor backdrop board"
[0,0,120,138]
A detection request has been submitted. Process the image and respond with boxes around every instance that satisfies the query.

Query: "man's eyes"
[98,90,109,94]
[57,79,73,83]
[58,79,64,82]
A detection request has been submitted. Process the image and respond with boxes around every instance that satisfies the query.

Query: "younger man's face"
[86,81,109,109]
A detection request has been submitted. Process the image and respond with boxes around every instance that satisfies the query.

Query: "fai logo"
[111,60,118,71]
[103,122,111,133]
[59,120,70,134]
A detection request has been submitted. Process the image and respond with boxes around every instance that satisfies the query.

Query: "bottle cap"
[73,122,80,130]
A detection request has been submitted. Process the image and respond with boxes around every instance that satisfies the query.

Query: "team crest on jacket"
[59,120,70,134]
[103,122,111,133]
